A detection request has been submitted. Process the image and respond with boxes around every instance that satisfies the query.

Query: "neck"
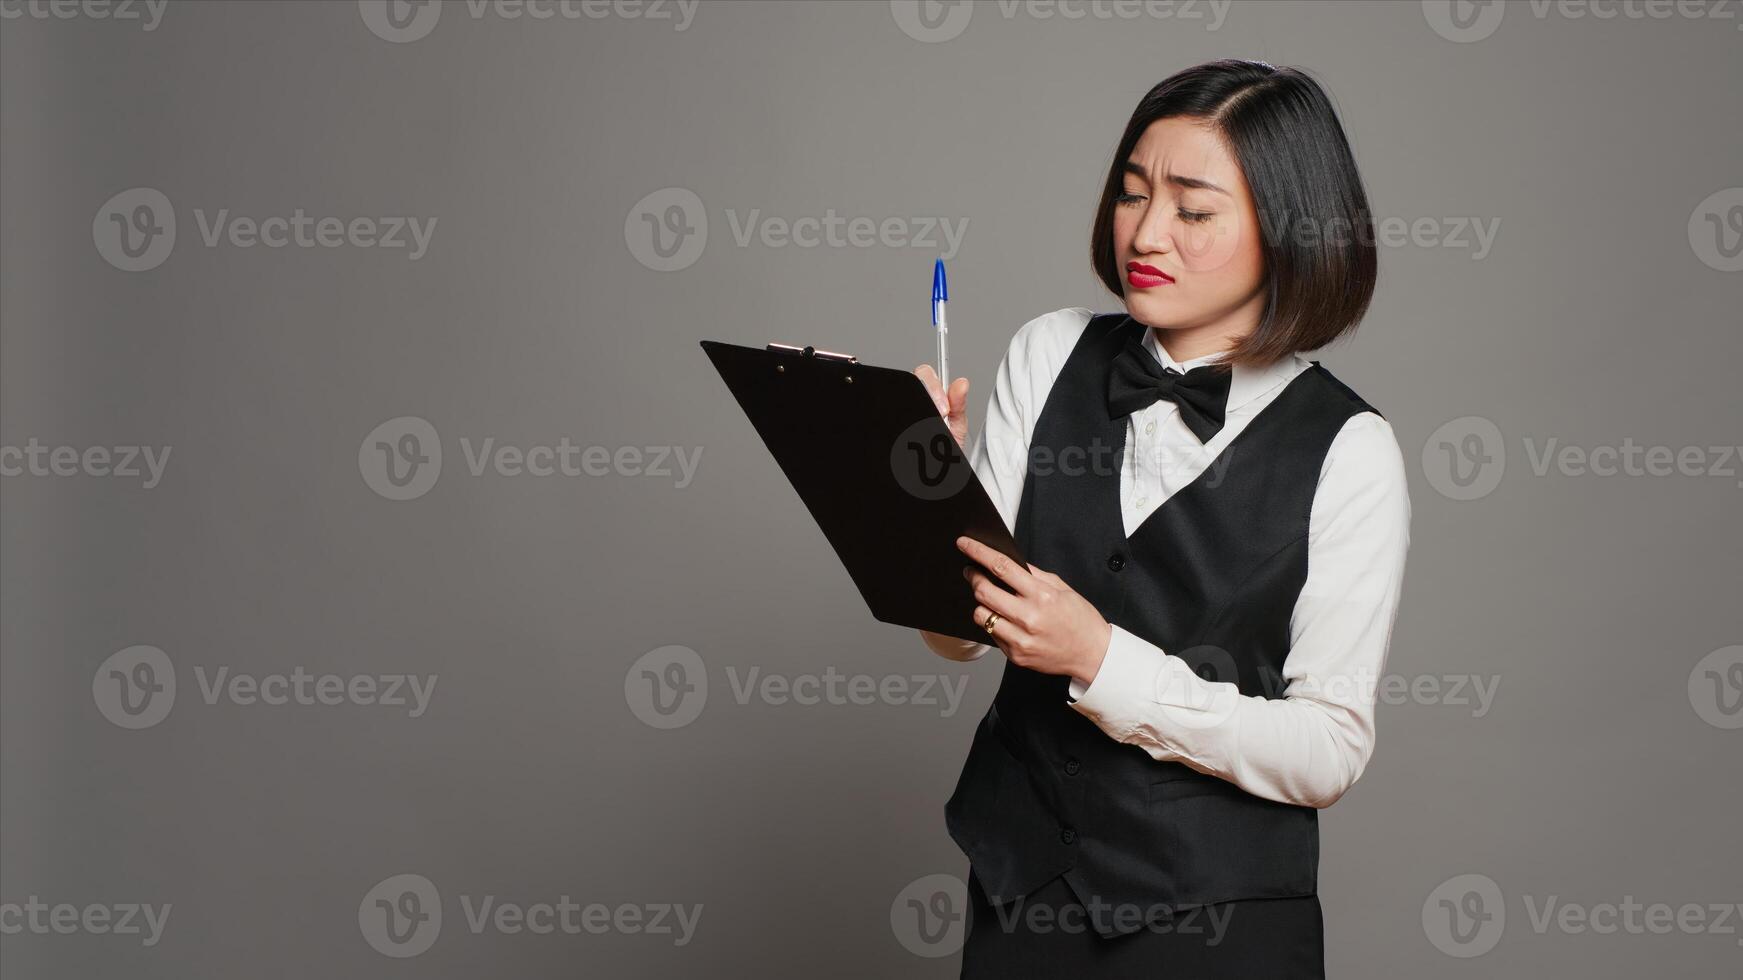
[1152,325,1235,364]
[1136,287,1261,364]
[1141,289,1265,364]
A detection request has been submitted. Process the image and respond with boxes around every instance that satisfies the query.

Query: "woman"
[914,60,1411,978]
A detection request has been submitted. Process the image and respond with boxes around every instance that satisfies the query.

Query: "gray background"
[3,0,1740,976]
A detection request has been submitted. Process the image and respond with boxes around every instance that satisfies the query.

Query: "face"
[1113,116,1266,344]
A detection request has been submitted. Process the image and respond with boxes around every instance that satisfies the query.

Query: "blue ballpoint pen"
[932,258,949,387]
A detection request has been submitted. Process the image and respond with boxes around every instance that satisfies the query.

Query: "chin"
[1123,292,1182,329]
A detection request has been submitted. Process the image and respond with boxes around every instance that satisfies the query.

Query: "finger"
[964,566,1029,628]
[947,377,970,417]
[971,603,1032,647]
[913,364,946,413]
[1027,564,1063,586]
[956,536,1040,598]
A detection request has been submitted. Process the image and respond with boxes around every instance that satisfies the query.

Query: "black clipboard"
[701,339,1024,643]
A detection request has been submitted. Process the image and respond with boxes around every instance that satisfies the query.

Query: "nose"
[1132,200,1173,257]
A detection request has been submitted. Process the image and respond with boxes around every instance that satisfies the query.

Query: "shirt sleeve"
[1064,411,1412,808]
[920,307,1093,663]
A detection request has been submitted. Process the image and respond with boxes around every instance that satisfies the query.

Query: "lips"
[1126,261,1174,289]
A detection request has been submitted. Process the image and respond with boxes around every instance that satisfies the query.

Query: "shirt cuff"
[1066,624,1170,737]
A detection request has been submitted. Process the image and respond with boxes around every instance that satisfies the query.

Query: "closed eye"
[1117,193,1214,225]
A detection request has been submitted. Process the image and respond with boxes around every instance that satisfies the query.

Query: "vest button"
[1059,827,1077,845]
[1064,758,1082,776]
[1106,552,1126,572]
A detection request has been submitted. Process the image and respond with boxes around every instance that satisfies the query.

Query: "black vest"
[945,313,1381,937]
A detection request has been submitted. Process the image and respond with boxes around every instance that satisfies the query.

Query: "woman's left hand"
[957,536,1111,688]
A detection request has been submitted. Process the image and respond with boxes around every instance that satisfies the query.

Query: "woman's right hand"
[912,365,981,662]
[913,364,970,452]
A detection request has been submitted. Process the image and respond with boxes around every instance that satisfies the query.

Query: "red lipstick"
[1126,261,1175,289]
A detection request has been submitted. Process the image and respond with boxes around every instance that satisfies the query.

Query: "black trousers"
[960,869,1325,979]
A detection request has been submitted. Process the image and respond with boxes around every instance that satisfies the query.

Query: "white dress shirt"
[921,307,1411,808]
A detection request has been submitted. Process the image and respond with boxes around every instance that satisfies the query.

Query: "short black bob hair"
[1091,59,1377,367]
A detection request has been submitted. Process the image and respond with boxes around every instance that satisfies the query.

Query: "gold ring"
[982,612,1002,634]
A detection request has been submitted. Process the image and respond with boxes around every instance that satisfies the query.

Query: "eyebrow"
[1123,160,1229,196]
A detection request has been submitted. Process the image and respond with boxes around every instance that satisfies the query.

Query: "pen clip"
[766,342,858,364]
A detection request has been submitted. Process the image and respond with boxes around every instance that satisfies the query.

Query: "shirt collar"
[1139,325,1305,415]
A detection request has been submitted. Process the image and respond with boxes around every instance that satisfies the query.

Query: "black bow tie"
[1106,338,1233,443]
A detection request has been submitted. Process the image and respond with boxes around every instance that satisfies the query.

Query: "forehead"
[1127,117,1243,185]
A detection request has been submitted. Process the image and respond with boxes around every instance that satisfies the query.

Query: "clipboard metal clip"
[766,342,858,364]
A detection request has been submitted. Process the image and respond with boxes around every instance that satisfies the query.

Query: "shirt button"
[1134,496,1148,509]
[1144,421,1156,436]
[1106,552,1126,572]
[1064,758,1082,776]
[1059,827,1077,845]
